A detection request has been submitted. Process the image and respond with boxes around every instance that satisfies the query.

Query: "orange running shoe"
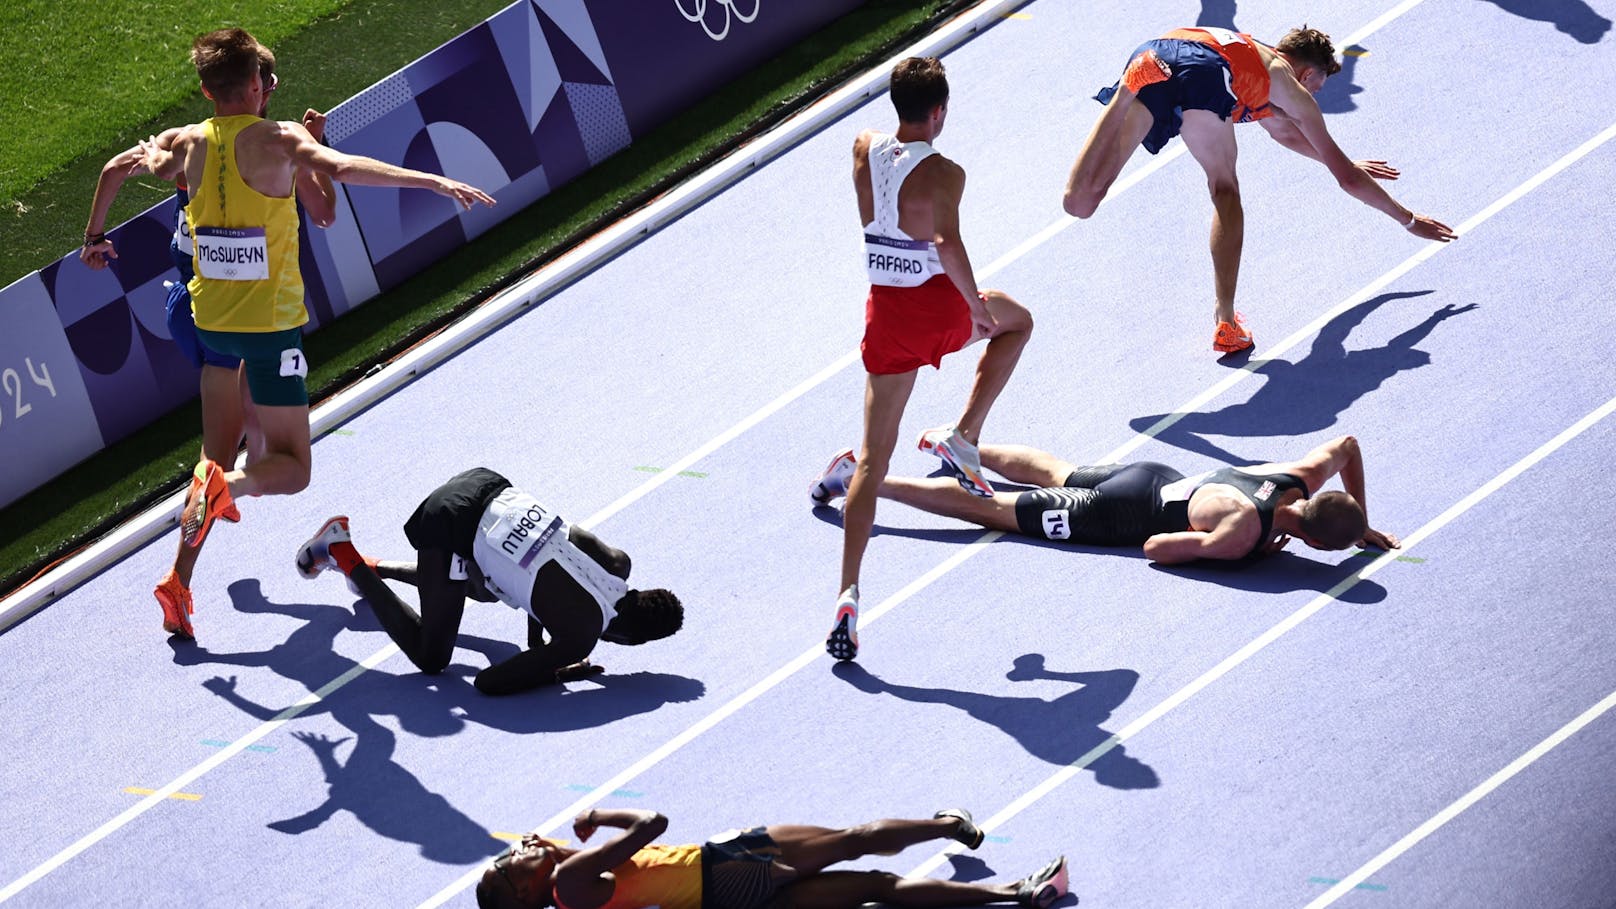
[154,569,195,639]
[1213,313,1254,353]
[181,459,239,549]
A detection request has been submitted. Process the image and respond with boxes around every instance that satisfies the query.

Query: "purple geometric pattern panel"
[0,0,870,507]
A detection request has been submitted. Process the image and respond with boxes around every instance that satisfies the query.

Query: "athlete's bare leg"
[778,871,1021,909]
[765,819,1021,908]
[1177,108,1242,325]
[876,476,1021,533]
[953,290,1033,447]
[1062,88,1157,218]
[978,444,1079,487]
[227,403,312,498]
[768,817,967,872]
[172,364,247,586]
[841,371,917,593]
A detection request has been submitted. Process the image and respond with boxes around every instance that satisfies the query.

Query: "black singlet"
[1192,467,1309,557]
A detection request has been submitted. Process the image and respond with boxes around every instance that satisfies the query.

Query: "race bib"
[1041,509,1071,540]
[174,214,193,255]
[1198,26,1245,46]
[865,234,934,287]
[279,348,307,378]
[449,554,469,581]
[480,493,564,572]
[194,226,269,281]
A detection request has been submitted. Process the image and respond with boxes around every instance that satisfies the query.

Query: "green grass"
[0,0,351,205]
[0,0,519,283]
[0,0,972,595]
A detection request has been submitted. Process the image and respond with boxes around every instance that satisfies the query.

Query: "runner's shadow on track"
[1129,292,1474,465]
[1479,0,1611,43]
[1151,550,1388,604]
[184,580,701,862]
[833,656,1159,790]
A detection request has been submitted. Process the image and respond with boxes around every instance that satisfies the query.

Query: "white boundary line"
[0,0,1026,635]
[906,390,1616,881]
[1306,683,1616,907]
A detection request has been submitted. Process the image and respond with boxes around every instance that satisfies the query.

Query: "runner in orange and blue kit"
[1061,26,1457,353]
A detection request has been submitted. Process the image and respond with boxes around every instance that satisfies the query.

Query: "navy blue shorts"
[1095,38,1238,154]
[165,281,241,370]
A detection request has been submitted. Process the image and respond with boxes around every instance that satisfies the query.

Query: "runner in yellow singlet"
[136,27,496,639]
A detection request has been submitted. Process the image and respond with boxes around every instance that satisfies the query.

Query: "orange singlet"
[1161,27,1275,122]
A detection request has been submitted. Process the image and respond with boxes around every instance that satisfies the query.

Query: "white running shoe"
[809,448,857,504]
[917,425,994,498]
[295,516,351,579]
[1016,855,1069,909]
[825,585,859,661]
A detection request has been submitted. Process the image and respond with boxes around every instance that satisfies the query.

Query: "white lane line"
[1306,683,1616,907]
[907,389,1616,881]
[0,646,396,904]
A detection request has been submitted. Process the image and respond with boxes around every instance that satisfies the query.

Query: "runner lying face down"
[811,435,1397,566]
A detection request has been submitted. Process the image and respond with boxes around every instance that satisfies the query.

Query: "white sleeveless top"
[470,487,628,625]
[863,132,945,287]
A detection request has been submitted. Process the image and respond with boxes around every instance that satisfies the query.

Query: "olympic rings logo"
[675,0,759,41]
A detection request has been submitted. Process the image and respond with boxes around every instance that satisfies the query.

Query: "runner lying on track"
[476,807,1069,909]
[811,435,1397,568]
[294,468,683,695]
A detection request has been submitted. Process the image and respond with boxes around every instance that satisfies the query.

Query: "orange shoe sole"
[181,460,239,549]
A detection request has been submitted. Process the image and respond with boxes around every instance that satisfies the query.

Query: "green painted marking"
[1308,876,1387,892]
[330,429,356,437]
[983,834,1012,844]
[1348,550,1426,564]
[632,466,708,479]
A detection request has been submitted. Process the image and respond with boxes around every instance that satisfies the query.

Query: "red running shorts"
[861,274,974,375]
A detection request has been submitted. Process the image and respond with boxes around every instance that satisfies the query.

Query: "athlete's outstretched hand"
[1355,159,1400,181]
[1406,214,1457,242]
[1361,527,1401,550]
[432,176,496,209]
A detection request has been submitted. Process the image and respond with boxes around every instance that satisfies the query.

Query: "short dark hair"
[476,855,554,909]
[607,589,684,644]
[1276,25,1342,76]
[1299,491,1366,549]
[889,56,948,123]
[192,28,264,103]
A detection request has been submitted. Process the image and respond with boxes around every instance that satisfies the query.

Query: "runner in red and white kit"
[814,56,1034,662]
[1061,25,1457,353]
